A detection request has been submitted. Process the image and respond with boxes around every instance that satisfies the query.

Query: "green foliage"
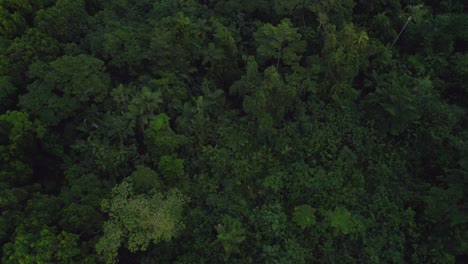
[3,28,59,82]
[87,14,151,74]
[320,23,372,105]
[0,77,16,110]
[2,226,81,264]
[0,111,44,185]
[0,5,27,37]
[201,18,241,84]
[97,179,187,263]
[364,71,420,135]
[229,55,260,97]
[272,0,308,17]
[254,19,306,69]
[242,66,297,131]
[0,110,45,143]
[148,13,204,75]
[129,165,162,193]
[145,114,187,160]
[327,206,358,235]
[35,0,88,42]
[158,155,184,185]
[213,215,246,260]
[292,204,316,230]
[0,1,466,263]
[128,86,163,127]
[87,138,128,174]
[44,55,110,102]
[308,0,355,27]
[19,55,110,126]
[150,113,170,131]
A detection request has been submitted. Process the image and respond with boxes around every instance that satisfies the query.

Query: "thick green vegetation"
[0,0,467,263]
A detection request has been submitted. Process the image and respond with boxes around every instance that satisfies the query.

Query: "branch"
[390,16,412,50]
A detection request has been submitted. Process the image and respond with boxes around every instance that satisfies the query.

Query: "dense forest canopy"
[0,0,467,263]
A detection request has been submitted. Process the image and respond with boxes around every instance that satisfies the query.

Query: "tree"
[0,77,18,110]
[144,113,187,162]
[0,3,27,38]
[292,204,316,230]
[363,71,420,136]
[0,1,467,263]
[2,226,82,264]
[307,0,355,27]
[148,13,205,76]
[96,179,187,264]
[158,155,185,186]
[3,28,60,83]
[242,66,296,131]
[201,18,241,87]
[212,215,246,260]
[127,86,163,128]
[128,165,162,193]
[254,19,306,70]
[86,13,151,76]
[320,23,372,106]
[0,111,44,185]
[19,55,111,126]
[34,0,88,42]
[327,206,362,236]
